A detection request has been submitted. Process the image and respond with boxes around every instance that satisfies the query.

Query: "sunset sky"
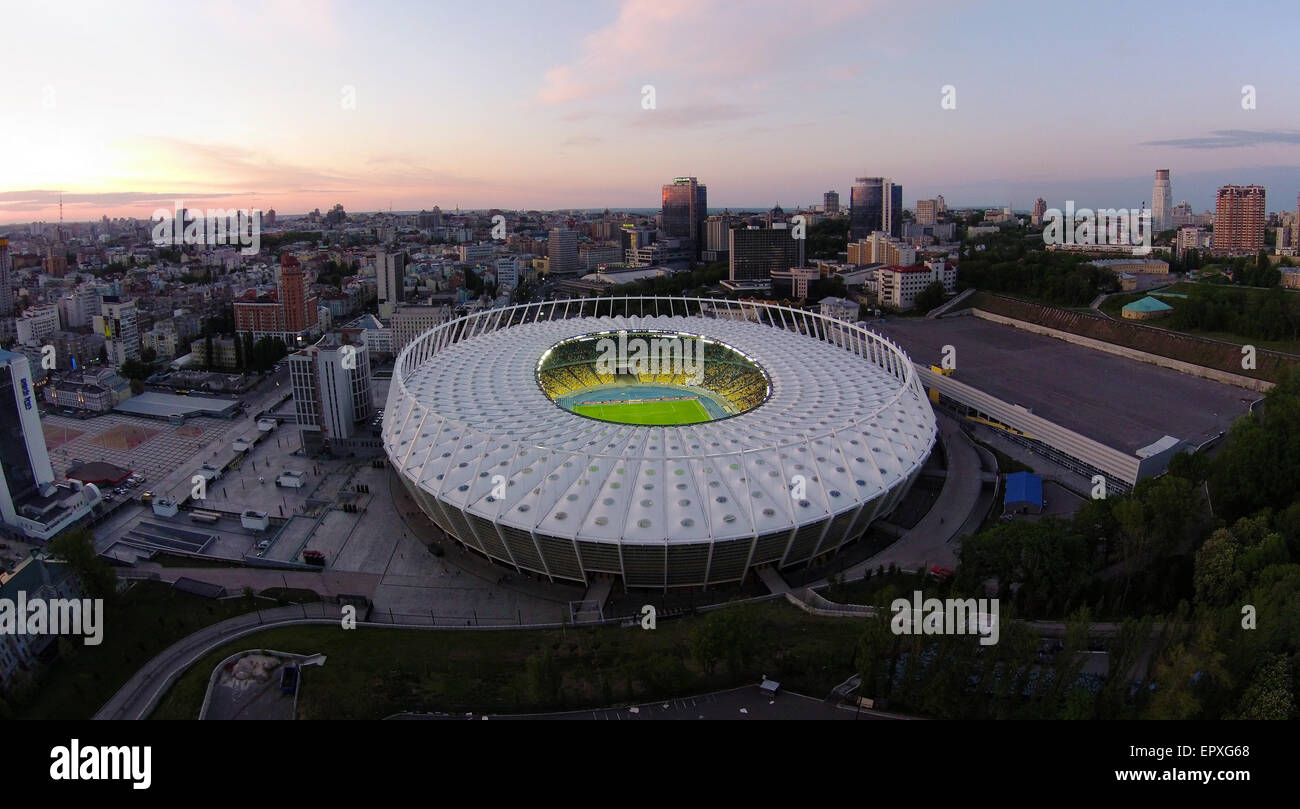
[2,0,1298,223]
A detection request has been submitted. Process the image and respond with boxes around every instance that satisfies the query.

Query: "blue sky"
[1,0,1297,221]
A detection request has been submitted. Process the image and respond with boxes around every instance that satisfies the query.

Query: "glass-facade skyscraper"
[0,350,56,525]
[850,177,903,240]
[0,349,102,540]
[728,227,805,282]
[662,177,707,260]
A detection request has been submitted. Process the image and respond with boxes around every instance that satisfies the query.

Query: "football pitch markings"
[573,397,711,425]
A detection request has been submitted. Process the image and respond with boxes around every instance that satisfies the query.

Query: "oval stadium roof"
[384,304,936,548]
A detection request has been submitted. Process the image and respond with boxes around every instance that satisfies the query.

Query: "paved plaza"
[44,412,247,489]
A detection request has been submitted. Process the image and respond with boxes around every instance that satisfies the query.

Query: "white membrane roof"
[384,313,935,545]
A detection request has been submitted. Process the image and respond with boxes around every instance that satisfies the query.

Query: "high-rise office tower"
[281,254,311,335]
[728,227,805,282]
[705,215,732,252]
[1152,170,1172,232]
[0,349,100,539]
[1294,192,1300,249]
[1031,198,1048,226]
[547,228,579,276]
[1213,185,1266,254]
[0,350,52,513]
[915,199,938,226]
[289,332,373,457]
[850,177,903,239]
[0,237,11,317]
[377,251,405,304]
[823,191,840,215]
[95,298,140,368]
[661,177,708,259]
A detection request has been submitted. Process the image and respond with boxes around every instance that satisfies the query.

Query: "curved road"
[95,603,344,720]
[829,412,985,581]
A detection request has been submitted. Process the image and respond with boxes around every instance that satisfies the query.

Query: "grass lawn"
[7,581,270,720]
[151,600,867,720]
[823,570,947,607]
[1099,290,1152,318]
[574,397,710,425]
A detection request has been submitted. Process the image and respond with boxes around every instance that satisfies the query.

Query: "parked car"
[280,665,299,695]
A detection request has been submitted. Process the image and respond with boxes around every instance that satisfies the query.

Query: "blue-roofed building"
[1121,296,1173,320]
[1003,471,1044,515]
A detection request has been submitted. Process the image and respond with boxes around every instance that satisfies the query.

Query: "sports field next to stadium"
[573,396,710,425]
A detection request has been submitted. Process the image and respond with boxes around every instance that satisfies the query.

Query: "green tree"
[1045,606,1094,717]
[690,621,722,675]
[1210,367,1300,520]
[119,358,150,381]
[1145,624,1229,720]
[806,218,849,260]
[1166,450,1210,484]
[914,280,946,313]
[689,607,760,676]
[1095,616,1153,719]
[856,614,896,700]
[1193,528,1243,606]
[48,527,117,602]
[1234,655,1294,720]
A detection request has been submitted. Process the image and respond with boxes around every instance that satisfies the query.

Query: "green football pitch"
[572,397,711,425]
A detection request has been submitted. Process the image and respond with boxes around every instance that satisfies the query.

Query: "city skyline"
[3,0,1299,223]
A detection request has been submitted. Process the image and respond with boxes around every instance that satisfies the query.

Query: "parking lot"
[873,316,1256,453]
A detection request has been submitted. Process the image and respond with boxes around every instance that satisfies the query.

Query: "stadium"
[383,297,937,589]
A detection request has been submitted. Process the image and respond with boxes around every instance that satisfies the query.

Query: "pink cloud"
[537,0,878,106]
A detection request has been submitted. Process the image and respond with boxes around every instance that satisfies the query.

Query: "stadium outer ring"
[384,296,937,591]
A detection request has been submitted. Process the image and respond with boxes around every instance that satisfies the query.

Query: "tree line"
[850,367,1300,718]
[1169,284,1300,342]
[957,230,1118,306]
